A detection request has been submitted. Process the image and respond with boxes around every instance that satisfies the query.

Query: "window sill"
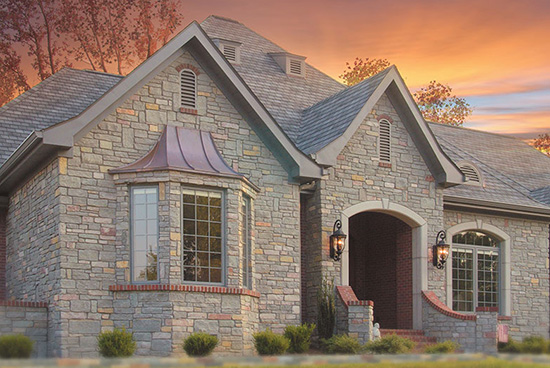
[378,162,392,168]
[109,284,260,298]
[180,107,198,115]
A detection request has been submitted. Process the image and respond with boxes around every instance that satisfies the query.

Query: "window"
[240,195,252,289]
[131,187,159,282]
[452,231,499,312]
[180,69,196,109]
[379,119,391,163]
[182,188,223,284]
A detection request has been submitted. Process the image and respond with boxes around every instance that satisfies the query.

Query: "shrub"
[253,328,290,355]
[364,334,415,354]
[321,334,362,354]
[317,276,335,339]
[284,323,316,354]
[97,328,136,358]
[0,334,34,359]
[498,338,521,353]
[519,336,549,354]
[424,340,459,354]
[183,332,218,357]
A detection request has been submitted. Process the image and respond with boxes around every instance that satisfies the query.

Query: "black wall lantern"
[330,219,347,261]
[433,230,451,269]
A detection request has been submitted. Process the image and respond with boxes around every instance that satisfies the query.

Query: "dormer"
[213,38,242,64]
[269,52,306,78]
[457,161,483,186]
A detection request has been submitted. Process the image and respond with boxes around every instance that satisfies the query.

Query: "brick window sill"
[378,162,392,168]
[179,107,198,115]
[109,284,260,298]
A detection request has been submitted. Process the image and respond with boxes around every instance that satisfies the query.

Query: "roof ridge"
[437,133,549,208]
[68,67,125,78]
[428,121,526,142]
[302,66,392,113]
[207,15,241,24]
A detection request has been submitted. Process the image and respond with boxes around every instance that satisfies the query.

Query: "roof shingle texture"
[0,68,122,165]
[430,122,550,208]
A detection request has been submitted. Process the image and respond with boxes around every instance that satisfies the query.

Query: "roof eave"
[444,194,550,221]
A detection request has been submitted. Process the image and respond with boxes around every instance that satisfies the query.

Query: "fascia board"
[444,194,550,219]
[42,21,321,181]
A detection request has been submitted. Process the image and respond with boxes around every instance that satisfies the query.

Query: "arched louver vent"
[180,69,196,109]
[379,119,391,163]
[223,44,237,62]
[289,59,303,76]
[458,162,482,185]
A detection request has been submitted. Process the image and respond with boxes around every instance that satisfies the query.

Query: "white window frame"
[241,194,253,289]
[181,187,225,286]
[445,221,511,316]
[130,186,159,284]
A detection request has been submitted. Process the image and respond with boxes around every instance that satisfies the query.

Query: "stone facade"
[444,210,550,340]
[302,93,445,326]
[0,301,48,357]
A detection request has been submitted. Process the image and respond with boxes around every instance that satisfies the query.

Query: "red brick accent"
[175,63,200,75]
[498,315,512,321]
[0,210,5,300]
[109,284,260,298]
[349,212,412,329]
[179,107,198,115]
[0,300,48,308]
[476,306,499,313]
[376,114,394,124]
[336,285,374,309]
[378,162,392,168]
[422,291,476,321]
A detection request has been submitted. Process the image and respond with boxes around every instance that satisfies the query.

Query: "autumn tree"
[412,81,472,126]
[0,40,30,106]
[340,57,391,86]
[533,133,550,156]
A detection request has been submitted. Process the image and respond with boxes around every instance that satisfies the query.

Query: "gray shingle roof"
[0,68,122,165]
[298,69,390,154]
[430,122,550,209]
[200,16,345,143]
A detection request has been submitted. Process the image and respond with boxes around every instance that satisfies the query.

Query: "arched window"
[378,119,391,163]
[180,69,197,109]
[452,231,499,312]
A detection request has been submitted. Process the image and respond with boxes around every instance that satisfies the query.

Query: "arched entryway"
[341,199,428,330]
[349,212,412,329]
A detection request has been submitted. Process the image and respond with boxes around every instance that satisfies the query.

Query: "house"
[0,15,549,357]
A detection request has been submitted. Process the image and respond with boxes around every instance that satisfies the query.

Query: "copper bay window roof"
[110,125,243,179]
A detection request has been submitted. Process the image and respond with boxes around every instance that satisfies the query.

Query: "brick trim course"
[109,284,260,298]
[0,300,48,308]
[422,290,476,321]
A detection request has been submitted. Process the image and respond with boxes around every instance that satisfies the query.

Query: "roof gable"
[310,66,464,187]
[0,20,324,193]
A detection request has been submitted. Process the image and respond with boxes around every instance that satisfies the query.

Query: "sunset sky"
[179,0,549,139]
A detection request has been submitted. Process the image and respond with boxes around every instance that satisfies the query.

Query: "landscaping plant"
[0,334,34,359]
[519,336,550,354]
[253,328,290,355]
[321,334,362,354]
[317,276,335,339]
[183,332,218,357]
[364,334,415,354]
[284,323,316,354]
[424,340,459,354]
[97,328,136,358]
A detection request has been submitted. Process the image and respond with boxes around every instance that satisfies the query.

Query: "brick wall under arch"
[349,212,413,329]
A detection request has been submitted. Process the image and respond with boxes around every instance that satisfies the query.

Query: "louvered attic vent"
[379,119,391,163]
[213,38,242,64]
[458,162,482,186]
[180,69,196,109]
[269,52,306,78]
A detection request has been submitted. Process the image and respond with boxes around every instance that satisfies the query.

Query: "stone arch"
[341,199,428,329]
[445,221,511,316]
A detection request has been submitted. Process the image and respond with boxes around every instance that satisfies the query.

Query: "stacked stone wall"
[54,50,299,356]
[444,210,550,340]
[303,93,445,325]
[0,209,5,299]
[0,301,48,357]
